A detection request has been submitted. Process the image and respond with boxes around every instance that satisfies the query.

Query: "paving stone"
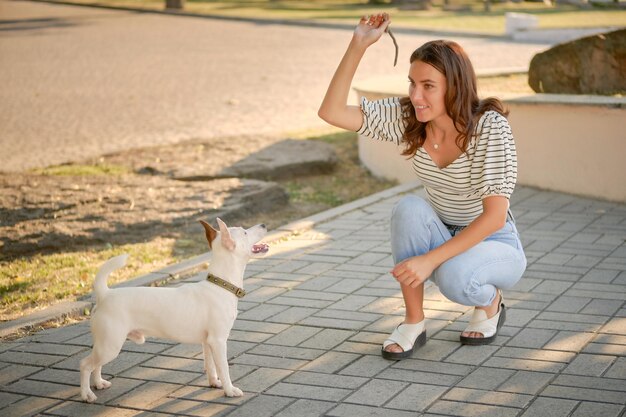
[385,383,448,411]
[314,309,381,323]
[0,396,61,417]
[497,370,554,395]
[0,350,66,367]
[570,402,624,417]
[285,371,366,390]
[377,368,461,387]
[299,316,368,331]
[482,356,565,373]
[295,276,341,291]
[495,347,576,363]
[229,330,273,343]
[339,355,392,377]
[26,368,82,386]
[274,399,336,417]
[583,342,626,355]
[457,367,516,390]
[268,307,320,324]
[334,341,380,355]
[344,378,407,406]
[428,399,519,417]
[581,269,621,283]
[519,397,578,417]
[300,329,355,350]
[443,387,533,408]
[111,381,183,408]
[159,343,202,359]
[329,295,378,311]
[234,319,289,335]
[565,289,626,300]
[130,354,202,373]
[3,379,78,400]
[553,373,626,393]
[541,384,625,404]
[392,359,472,376]
[605,356,626,378]
[248,344,324,360]
[445,344,499,365]
[0,391,23,409]
[602,317,626,335]
[8,342,86,356]
[300,351,360,374]
[327,403,417,417]
[119,366,200,384]
[0,364,42,386]
[265,326,321,347]
[220,394,294,417]
[234,368,292,393]
[325,279,367,294]
[543,331,595,352]
[528,319,601,332]
[580,299,624,316]
[506,328,557,349]
[562,353,616,376]
[167,384,248,407]
[266,382,351,401]
[268,296,333,309]
[39,401,139,417]
[296,262,338,276]
[231,354,307,370]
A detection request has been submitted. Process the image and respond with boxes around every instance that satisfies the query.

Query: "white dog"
[80,218,268,402]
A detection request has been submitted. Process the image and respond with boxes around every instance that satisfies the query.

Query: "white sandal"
[381,320,427,360]
[460,292,506,346]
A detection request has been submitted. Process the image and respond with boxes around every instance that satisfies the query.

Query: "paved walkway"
[1,182,625,416]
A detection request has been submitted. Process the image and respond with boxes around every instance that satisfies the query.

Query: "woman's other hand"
[353,13,391,48]
[391,255,436,288]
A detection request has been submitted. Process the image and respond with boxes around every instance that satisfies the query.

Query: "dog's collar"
[206,273,246,298]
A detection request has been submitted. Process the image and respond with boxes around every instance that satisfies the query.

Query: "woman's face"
[408,60,448,124]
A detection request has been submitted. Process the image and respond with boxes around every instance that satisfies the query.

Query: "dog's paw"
[209,377,222,388]
[81,389,97,403]
[224,386,243,397]
[94,379,112,390]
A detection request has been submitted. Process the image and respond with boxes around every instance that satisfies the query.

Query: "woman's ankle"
[405,313,425,324]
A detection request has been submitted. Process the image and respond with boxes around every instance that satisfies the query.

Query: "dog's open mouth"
[252,243,269,254]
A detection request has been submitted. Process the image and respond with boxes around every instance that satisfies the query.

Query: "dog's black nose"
[260,224,266,229]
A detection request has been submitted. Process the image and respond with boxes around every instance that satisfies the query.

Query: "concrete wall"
[354,85,626,202]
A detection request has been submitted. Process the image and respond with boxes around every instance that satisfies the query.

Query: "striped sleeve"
[356,96,405,145]
[470,111,517,199]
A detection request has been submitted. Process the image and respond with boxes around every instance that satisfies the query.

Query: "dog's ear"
[199,220,218,249]
[216,218,236,251]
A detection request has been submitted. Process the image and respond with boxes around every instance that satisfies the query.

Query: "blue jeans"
[390,195,527,307]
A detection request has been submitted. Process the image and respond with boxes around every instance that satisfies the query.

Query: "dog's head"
[200,218,269,258]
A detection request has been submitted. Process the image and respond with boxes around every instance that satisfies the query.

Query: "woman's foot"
[382,318,427,360]
[460,290,506,345]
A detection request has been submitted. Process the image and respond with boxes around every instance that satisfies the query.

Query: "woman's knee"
[391,195,431,226]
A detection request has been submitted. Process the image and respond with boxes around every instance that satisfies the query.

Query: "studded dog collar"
[206,273,246,298]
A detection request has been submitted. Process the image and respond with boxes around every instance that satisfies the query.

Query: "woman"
[318,13,527,360]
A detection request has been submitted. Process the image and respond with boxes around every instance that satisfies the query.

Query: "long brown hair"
[400,40,508,156]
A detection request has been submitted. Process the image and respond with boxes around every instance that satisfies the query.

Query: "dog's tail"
[94,254,129,303]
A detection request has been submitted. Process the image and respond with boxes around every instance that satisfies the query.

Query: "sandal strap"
[383,321,425,352]
[464,306,502,337]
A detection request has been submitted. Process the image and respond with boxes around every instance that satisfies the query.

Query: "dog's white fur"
[80,218,267,402]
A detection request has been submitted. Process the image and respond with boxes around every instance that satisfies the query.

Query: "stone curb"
[0,181,422,339]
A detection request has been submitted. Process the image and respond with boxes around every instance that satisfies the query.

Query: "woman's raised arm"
[318,13,391,131]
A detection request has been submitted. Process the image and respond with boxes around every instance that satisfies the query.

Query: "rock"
[212,139,338,181]
[528,29,626,95]
[0,174,287,258]
[98,135,338,181]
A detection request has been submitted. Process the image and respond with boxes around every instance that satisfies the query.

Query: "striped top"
[357,96,517,226]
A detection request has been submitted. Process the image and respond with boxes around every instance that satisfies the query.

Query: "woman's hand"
[353,13,391,49]
[391,255,436,288]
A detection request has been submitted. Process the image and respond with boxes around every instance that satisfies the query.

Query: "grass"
[0,130,396,321]
[54,0,626,34]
